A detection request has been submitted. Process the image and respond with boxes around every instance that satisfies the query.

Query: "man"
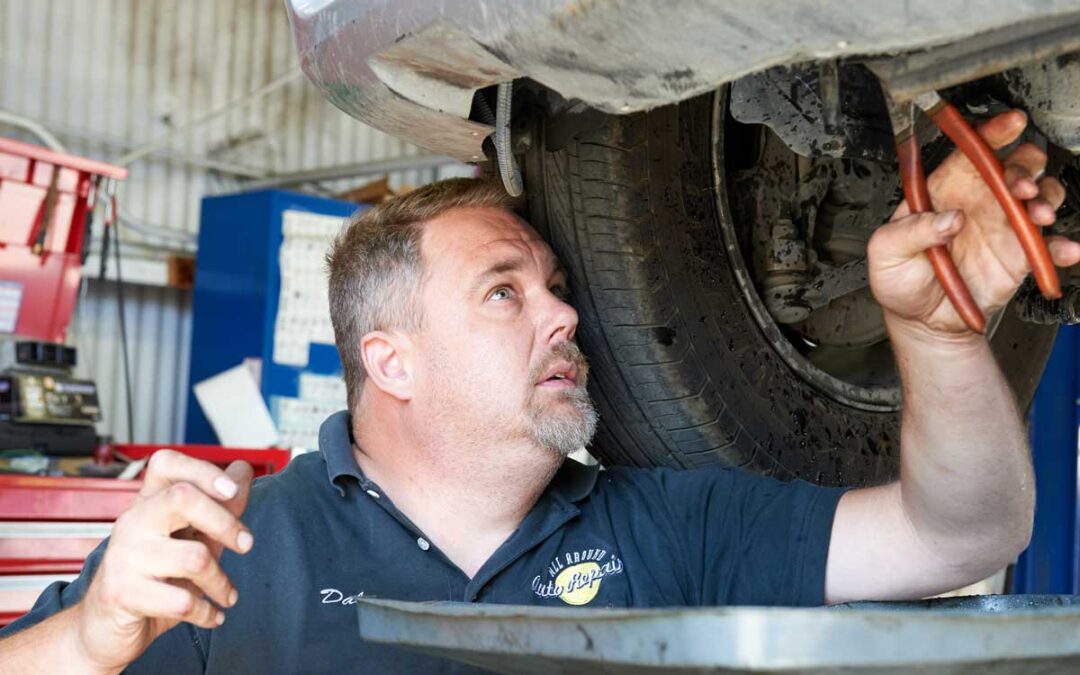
[0,110,1075,673]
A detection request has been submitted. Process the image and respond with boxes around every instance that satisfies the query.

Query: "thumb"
[198,460,254,559]
[222,460,254,518]
[871,210,964,264]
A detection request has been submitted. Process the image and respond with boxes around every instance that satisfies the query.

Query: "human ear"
[359,331,414,401]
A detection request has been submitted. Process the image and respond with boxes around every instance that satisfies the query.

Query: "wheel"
[523,89,1057,486]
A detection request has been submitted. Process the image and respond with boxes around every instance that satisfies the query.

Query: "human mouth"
[536,361,578,389]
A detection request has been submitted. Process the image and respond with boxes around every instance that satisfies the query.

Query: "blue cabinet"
[185,189,363,447]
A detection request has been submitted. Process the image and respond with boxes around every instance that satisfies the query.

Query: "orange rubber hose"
[930,102,1061,299]
[896,134,987,334]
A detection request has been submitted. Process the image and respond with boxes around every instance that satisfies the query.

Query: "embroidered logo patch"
[532,548,624,605]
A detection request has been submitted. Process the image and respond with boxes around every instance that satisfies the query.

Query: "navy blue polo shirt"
[2,411,846,673]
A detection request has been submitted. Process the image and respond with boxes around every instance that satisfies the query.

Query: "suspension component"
[762,218,811,323]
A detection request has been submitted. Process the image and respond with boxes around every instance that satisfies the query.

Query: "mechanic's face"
[413,207,596,457]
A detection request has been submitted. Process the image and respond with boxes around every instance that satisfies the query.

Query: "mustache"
[530,341,589,388]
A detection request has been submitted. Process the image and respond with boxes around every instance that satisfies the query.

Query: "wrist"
[68,603,124,675]
[884,311,987,352]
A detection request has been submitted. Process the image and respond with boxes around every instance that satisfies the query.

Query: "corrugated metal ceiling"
[0,0,472,443]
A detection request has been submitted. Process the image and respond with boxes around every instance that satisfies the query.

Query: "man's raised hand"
[73,452,254,672]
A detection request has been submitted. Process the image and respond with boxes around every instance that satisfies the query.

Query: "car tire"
[523,90,1056,486]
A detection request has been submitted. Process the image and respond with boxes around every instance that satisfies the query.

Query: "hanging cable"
[104,182,136,444]
[0,109,67,152]
[495,82,524,197]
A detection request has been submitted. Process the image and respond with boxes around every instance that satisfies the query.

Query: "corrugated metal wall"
[71,279,194,445]
[0,0,471,443]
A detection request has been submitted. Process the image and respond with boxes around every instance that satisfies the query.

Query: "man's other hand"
[867,109,1078,337]
[74,451,254,671]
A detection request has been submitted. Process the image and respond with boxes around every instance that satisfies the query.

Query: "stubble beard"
[525,343,598,457]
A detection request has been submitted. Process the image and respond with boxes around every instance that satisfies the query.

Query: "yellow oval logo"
[555,562,602,606]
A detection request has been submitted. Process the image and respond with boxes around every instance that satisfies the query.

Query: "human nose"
[541,290,578,346]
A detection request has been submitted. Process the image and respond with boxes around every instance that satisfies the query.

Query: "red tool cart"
[0,138,296,626]
[0,445,291,627]
[0,137,128,343]
[115,444,292,477]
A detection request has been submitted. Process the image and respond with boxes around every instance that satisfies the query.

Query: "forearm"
[0,605,118,675]
[888,313,1035,565]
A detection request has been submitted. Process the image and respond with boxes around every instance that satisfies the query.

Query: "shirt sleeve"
[0,539,107,637]
[653,467,848,607]
[0,538,208,674]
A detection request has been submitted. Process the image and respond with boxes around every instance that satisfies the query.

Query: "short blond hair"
[326,178,523,410]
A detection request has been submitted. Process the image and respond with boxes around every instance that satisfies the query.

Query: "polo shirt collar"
[546,451,600,504]
[316,410,599,502]
[319,410,363,495]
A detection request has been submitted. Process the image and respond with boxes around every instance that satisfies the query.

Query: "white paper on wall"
[193,364,280,447]
[0,281,24,334]
[272,210,345,367]
[274,373,347,450]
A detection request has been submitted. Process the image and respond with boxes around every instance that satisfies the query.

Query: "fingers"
[141,450,242,501]
[88,480,252,636]
[140,538,238,611]
[1005,173,1066,227]
[221,460,254,518]
[1026,177,1068,226]
[998,143,1065,227]
[973,109,1028,150]
[1004,166,1041,202]
[134,481,254,555]
[1003,143,1047,196]
[79,456,256,658]
[194,461,255,560]
[1040,176,1068,211]
[123,578,225,630]
[870,210,965,265]
[1046,236,1080,268]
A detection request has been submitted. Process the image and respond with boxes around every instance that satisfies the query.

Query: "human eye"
[550,284,571,301]
[487,286,515,302]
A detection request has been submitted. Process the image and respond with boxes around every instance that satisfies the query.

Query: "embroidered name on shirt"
[320,588,363,606]
[532,548,624,605]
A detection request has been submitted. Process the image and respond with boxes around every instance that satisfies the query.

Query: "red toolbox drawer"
[0,446,290,626]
